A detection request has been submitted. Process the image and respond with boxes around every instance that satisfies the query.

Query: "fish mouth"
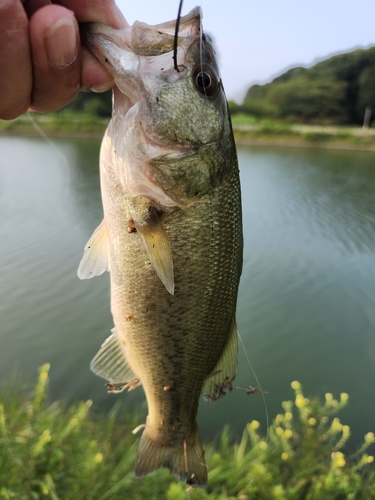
[80,7,202,84]
[81,8,204,148]
[81,7,201,57]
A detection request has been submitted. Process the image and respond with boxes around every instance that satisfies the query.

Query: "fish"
[78,6,243,487]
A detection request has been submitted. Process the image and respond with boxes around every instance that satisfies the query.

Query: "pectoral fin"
[77,220,110,279]
[91,328,140,389]
[202,318,238,402]
[135,208,174,295]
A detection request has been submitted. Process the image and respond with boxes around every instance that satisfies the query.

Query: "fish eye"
[192,65,219,97]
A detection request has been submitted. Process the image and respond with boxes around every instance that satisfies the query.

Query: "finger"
[28,4,81,112]
[23,0,52,17]
[80,46,114,92]
[57,0,128,91]
[56,0,128,28]
[0,0,32,120]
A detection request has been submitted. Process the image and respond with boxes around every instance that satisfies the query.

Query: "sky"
[116,0,375,102]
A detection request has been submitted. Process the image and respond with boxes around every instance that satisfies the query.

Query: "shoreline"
[0,130,105,140]
[1,115,375,152]
[1,129,375,152]
[234,136,375,152]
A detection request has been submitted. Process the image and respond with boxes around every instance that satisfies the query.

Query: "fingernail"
[86,82,114,93]
[45,18,77,68]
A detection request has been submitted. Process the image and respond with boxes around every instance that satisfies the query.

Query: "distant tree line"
[230,46,375,125]
[65,89,112,117]
[65,46,375,125]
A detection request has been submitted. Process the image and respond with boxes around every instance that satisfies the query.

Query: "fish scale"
[79,7,242,486]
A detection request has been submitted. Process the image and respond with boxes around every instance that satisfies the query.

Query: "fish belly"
[104,155,242,485]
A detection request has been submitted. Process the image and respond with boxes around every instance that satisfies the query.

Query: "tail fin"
[134,424,207,487]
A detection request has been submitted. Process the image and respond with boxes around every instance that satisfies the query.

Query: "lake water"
[1,136,375,447]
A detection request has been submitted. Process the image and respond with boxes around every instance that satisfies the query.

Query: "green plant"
[302,132,332,142]
[0,367,374,499]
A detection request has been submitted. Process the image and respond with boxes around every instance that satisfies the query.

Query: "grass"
[1,112,375,150]
[231,115,375,149]
[0,365,374,499]
[0,112,109,136]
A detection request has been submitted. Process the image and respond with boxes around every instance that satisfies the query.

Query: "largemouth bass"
[79,7,243,486]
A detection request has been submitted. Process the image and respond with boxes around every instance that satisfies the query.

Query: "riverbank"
[1,112,375,151]
[0,112,108,139]
[232,115,375,152]
[1,365,374,499]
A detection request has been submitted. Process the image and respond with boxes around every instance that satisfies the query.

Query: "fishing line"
[237,330,270,443]
[25,112,72,177]
[173,0,184,71]
[237,330,270,492]
[198,12,207,102]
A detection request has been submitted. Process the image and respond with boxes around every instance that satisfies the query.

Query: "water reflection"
[233,147,375,446]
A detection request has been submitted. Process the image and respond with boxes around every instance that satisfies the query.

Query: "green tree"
[267,77,348,122]
[357,66,375,124]
[66,90,112,117]
[242,46,375,124]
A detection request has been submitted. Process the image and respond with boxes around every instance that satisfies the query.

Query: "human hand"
[0,0,128,119]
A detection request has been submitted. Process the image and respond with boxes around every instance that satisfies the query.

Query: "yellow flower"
[259,441,267,450]
[282,401,293,412]
[295,394,305,408]
[281,452,289,461]
[308,418,316,426]
[275,427,284,437]
[94,453,103,463]
[340,393,349,403]
[291,381,300,390]
[285,412,293,421]
[365,432,375,444]
[342,425,350,438]
[331,451,346,468]
[366,456,374,464]
[325,393,333,403]
[331,418,343,432]
[284,429,293,439]
[250,420,260,430]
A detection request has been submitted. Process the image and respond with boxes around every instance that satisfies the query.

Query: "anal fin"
[202,317,238,402]
[78,220,110,279]
[91,328,140,389]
